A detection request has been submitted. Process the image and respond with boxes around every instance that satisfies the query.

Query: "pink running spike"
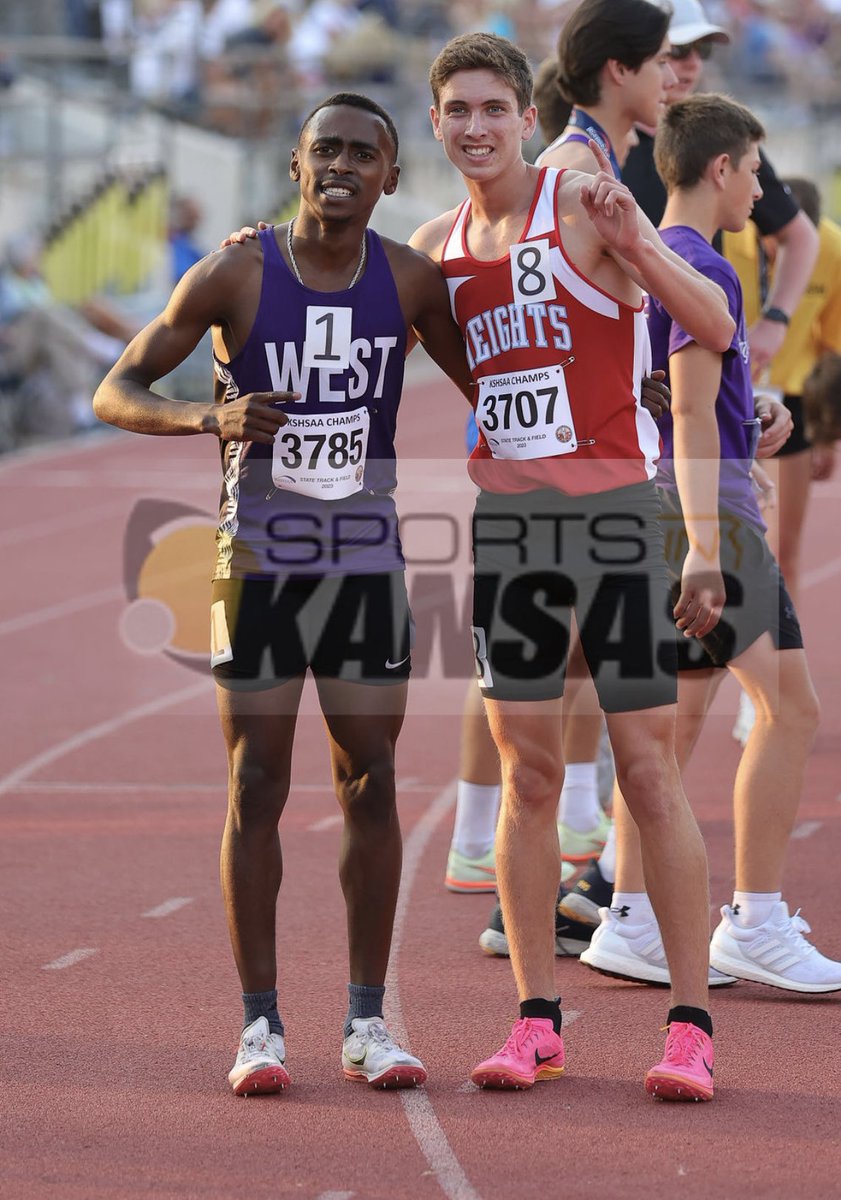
[645,1021,714,1102]
[471,1017,565,1090]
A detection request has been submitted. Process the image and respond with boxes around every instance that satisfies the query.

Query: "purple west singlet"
[648,225,764,532]
[212,226,408,578]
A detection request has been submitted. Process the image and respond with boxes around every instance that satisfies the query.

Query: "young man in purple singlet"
[94,93,474,1096]
[579,93,841,997]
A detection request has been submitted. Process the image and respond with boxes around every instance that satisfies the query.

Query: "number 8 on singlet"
[509,238,556,306]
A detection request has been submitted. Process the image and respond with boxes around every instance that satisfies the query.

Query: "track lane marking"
[0,679,212,801]
[385,780,482,1200]
[0,584,125,636]
[143,898,194,918]
[802,554,841,590]
[791,820,822,839]
[42,948,98,970]
[0,502,117,548]
[308,815,343,832]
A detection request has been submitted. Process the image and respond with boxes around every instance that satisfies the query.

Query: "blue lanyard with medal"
[562,108,622,180]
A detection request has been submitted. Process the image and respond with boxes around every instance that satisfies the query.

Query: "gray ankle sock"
[242,988,284,1037]
[344,983,385,1038]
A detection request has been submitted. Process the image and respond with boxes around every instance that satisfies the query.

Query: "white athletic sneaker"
[228,1016,290,1096]
[341,1017,427,1089]
[732,690,756,748]
[580,907,737,987]
[710,902,841,993]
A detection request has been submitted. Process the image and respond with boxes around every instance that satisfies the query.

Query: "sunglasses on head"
[670,40,714,61]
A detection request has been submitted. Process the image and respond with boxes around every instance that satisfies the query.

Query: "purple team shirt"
[211,226,408,578]
[648,225,764,532]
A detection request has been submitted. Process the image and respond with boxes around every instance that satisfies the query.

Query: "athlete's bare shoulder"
[408,207,462,263]
[178,236,263,305]
[381,235,443,282]
[538,138,598,174]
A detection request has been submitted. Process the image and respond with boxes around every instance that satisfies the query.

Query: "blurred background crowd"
[1,0,840,444]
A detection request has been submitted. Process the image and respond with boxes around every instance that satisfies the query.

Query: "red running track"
[2,370,841,1200]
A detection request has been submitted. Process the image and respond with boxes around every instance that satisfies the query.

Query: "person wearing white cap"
[623,0,818,382]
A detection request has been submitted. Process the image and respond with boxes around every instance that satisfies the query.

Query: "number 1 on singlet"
[302,306,353,370]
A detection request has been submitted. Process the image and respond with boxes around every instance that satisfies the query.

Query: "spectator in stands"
[287,0,361,86]
[169,194,206,284]
[129,0,204,112]
[0,234,135,442]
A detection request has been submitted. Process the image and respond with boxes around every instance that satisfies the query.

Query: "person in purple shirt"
[580,93,841,996]
[94,93,474,1096]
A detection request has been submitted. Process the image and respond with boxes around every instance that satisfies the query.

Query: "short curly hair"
[429,32,533,115]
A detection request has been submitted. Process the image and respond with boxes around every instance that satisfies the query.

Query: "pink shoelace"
[663,1022,707,1064]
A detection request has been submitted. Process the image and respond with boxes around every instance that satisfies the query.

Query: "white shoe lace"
[239,1032,267,1061]
[781,908,816,959]
[358,1018,403,1056]
[240,1028,283,1064]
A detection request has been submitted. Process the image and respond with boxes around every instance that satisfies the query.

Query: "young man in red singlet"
[410,31,734,1100]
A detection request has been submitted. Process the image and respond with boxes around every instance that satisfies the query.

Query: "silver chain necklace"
[286,219,367,289]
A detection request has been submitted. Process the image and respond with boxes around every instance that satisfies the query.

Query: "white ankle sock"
[557,761,600,832]
[730,890,781,928]
[451,781,500,859]
[611,891,655,925]
[597,822,616,883]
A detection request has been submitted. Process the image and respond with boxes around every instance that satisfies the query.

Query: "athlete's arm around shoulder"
[384,234,473,401]
[93,243,293,443]
[634,210,734,351]
[571,141,734,353]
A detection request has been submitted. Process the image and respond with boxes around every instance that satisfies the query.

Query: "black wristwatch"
[761,306,790,325]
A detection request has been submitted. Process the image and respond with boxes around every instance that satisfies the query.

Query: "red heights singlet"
[441,167,658,496]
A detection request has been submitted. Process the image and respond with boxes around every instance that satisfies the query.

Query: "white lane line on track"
[307,815,343,832]
[0,584,125,636]
[316,1192,354,1200]
[42,948,98,970]
[0,502,116,548]
[143,898,194,918]
[385,780,482,1200]
[802,554,841,590]
[0,679,212,801]
[791,820,823,840]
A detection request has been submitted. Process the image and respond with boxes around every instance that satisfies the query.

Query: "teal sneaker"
[445,845,497,892]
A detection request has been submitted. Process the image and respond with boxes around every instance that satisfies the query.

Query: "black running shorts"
[470,483,679,711]
[211,571,412,690]
[774,393,811,457]
[658,488,803,670]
